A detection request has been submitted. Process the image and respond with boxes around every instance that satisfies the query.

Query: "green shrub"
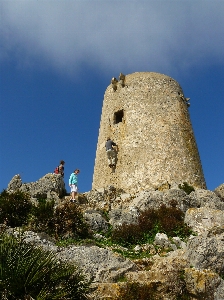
[53,201,91,239]
[157,204,192,237]
[28,200,92,240]
[0,190,32,227]
[0,232,90,299]
[111,204,192,247]
[178,182,195,195]
[111,223,144,247]
[138,208,158,232]
[29,198,55,234]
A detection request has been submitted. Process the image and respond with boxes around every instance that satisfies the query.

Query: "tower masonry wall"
[92,72,206,193]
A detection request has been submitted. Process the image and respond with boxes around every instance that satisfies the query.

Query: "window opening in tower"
[114,110,124,124]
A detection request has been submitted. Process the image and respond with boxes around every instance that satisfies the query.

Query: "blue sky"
[0,1,224,193]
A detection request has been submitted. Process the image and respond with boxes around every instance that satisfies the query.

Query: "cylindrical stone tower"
[92,72,206,193]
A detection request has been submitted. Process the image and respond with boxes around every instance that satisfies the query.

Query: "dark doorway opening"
[114,110,124,124]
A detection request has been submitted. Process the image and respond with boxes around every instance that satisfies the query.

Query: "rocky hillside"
[2,173,224,299]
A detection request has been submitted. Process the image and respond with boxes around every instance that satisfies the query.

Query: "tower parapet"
[92,72,206,193]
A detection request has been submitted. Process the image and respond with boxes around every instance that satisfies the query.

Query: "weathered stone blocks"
[93,72,206,193]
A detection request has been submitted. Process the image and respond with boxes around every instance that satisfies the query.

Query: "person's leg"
[70,185,73,200]
[70,185,77,201]
[107,150,112,166]
[111,150,116,166]
[70,185,78,202]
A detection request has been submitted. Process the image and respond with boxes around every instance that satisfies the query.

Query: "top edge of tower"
[113,71,177,80]
[106,71,182,93]
[125,71,173,80]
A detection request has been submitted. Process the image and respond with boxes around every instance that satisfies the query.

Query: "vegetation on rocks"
[31,199,92,239]
[178,182,195,195]
[111,201,192,247]
[1,183,224,299]
[0,190,32,227]
[0,190,92,240]
[0,232,90,300]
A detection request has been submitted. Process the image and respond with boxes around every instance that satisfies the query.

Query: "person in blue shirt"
[69,169,80,202]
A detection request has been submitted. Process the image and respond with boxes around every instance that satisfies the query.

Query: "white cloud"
[1,1,224,77]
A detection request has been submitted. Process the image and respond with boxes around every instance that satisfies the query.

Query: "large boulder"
[184,268,223,299]
[186,233,224,275]
[163,189,192,212]
[85,189,111,211]
[125,249,190,299]
[184,207,224,234]
[108,208,139,227]
[17,230,137,283]
[188,189,224,210]
[84,210,109,233]
[57,245,138,283]
[122,189,192,213]
[126,190,164,211]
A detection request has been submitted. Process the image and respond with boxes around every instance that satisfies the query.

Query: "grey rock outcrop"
[186,233,224,274]
[127,190,164,211]
[184,207,224,234]
[163,189,192,212]
[119,188,193,213]
[188,189,224,210]
[214,183,224,201]
[7,173,65,200]
[84,211,109,233]
[184,268,223,299]
[57,245,138,283]
[4,175,224,299]
[13,230,137,283]
[7,174,22,192]
[85,188,114,211]
[108,208,139,227]
[125,249,190,299]
[215,279,224,300]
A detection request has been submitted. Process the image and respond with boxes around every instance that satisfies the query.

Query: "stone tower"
[92,72,206,193]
